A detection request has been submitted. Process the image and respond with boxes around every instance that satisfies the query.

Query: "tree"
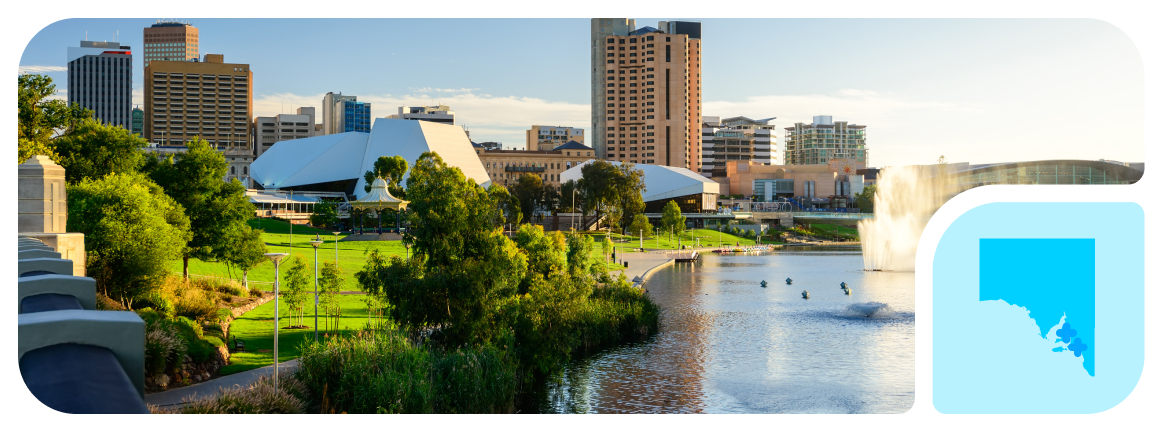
[513,224,566,293]
[392,151,527,345]
[143,137,255,279]
[613,162,646,234]
[223,225,267,292]
[487,184,522,226]
[319,262,345,331]
[854,183,877,213]
[541,184,561,215]
[660,200,686,242]
[52,119,148,184]
[578,160,619,227]
[309,201,339,229]
[67,172,190,309]
[362,155,408,198]
[559,179,581,213]
[627,214,652,240]
[512,174,544,224]
[565,231,596,278]
[18,74,94,163]
[283,256,311,328]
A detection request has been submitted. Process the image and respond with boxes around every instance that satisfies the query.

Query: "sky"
[18,18,1145,167]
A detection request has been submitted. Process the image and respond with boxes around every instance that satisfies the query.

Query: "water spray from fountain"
[858,163,962,271]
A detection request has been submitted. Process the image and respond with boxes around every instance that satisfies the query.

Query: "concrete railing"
[16,236,148,414]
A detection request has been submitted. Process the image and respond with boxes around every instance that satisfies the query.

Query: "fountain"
[858,165,961,271]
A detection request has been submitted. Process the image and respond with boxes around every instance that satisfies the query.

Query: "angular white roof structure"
[250,118,490,199]
[560,160,719,203]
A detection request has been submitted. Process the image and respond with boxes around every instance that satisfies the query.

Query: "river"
[532,245,915,413]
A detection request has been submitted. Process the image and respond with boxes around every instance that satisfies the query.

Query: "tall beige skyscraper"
[142,20,198,67]
[144,54,253,184]
[590,19,703,173]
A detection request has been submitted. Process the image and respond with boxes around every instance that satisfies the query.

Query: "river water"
[534,246,915,414]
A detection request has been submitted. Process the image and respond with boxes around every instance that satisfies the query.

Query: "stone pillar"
[18,155,86,276]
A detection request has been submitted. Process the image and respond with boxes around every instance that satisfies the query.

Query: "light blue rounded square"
[933,202,1144,413]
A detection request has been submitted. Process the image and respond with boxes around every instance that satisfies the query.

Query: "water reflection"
[537,246,915,413]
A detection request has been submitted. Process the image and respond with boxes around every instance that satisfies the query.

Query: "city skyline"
[18,18,1145,167]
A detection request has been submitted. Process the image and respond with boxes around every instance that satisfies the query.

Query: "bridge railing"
[790,212,874,219]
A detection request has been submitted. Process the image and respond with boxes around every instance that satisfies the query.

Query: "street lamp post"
[332,231,341,264]
[263,252,289,388]
[308,235,323,343]
[572,189,577,231]
[288,190,293,256]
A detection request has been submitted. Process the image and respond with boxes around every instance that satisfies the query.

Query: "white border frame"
[6,0,1153,430]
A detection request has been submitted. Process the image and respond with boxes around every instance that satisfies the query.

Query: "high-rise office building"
[253,107,316,158]
[67,41,133,129]
[144,54,253,184]
[701,116,776,178]
[590,18,702,172]
[386,105,455,125]
[783,115,869,166]
[321,92,371,135]
[526,125,585,151]
[142,20,198,67]
[132,107,143,135]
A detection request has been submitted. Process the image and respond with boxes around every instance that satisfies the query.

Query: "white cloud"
[408,87,480,94]
[19,65,66,74]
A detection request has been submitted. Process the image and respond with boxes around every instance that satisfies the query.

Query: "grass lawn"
[221,293,377,375]
[802,223,861,239]
[590,228,779,251]
[171,219,408,292]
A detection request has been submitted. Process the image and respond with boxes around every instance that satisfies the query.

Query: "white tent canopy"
[560,160,719,203]
[249,118,490,199]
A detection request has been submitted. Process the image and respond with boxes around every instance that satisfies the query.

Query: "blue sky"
[19,18,1144,166]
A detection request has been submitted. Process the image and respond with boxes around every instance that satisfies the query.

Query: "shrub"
[153,374,307,414]
[140,291,174,318]
[144,320,188,376]
[96,292,125,311]
[174,288,218,322]
[295,330,517,414]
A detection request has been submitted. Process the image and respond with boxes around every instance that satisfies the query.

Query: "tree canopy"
[17,74,95,163]
[627,214,653,238]
[854,184,877,213]
[143,137,255,278]
[512,174,544,224]
[67,172,190,309]
[52,119,149,184]
[660,200,687,239]
[363,155,409,198]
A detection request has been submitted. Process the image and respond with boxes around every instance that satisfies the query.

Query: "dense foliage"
[67,172,190,309]
[52,119,148,183]
[17,74,94,163]
[660,200,687,240]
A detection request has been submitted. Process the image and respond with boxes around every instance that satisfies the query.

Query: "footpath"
[145,359,301,407]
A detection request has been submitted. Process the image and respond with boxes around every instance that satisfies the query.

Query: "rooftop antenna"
[85,31,88,41]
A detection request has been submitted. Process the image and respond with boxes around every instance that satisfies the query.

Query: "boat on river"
[760,280,767,287]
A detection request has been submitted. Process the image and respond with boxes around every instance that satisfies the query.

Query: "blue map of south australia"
[980,239,1096,376]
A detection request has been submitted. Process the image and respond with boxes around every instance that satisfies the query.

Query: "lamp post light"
[572,189,577,231]
[332,231,341,264]
[308,235,323,343]
[288,190,294,256]
[263,252,289,388]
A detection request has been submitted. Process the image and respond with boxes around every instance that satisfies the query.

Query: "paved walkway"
[145,359,300,407]
[611,252,676,286]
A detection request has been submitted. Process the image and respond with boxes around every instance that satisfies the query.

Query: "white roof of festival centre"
[560,160,719,202]
[249,118,490,199]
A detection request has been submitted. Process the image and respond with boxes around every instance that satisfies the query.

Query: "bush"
[153,374,307,414]
[174,288,218,322]
[96,292,125,311]
[295,330,517,414]
[144,319,188,376]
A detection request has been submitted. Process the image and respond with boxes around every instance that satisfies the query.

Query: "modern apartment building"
[253,107,316,158]
[475,141,596,189]
[321,92,371,135]
[66,41,133,129]
[700,116,776,177]
[590,18,702,172]
[132,107,143,135]
[525,125,584,151]
[142,20,198,67]
[386,105,455,125]
[143,54,253,185]
[783,115,869,166]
